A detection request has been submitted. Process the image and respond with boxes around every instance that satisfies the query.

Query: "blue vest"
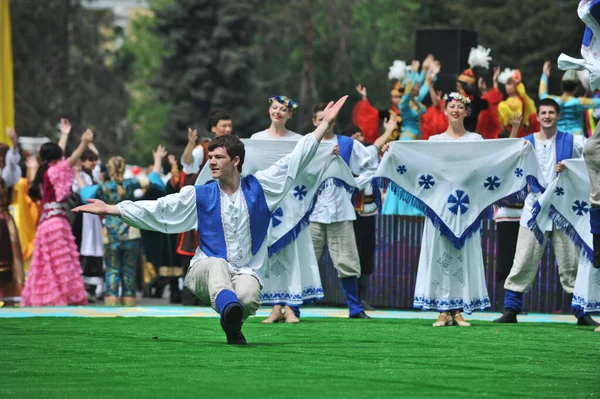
[336,134,355,167]
[194,175,270,260]
[525,131,574,193]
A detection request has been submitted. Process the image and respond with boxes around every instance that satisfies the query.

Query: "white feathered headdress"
[388,60,407,81]
[468,45,492,69]
[497,68,515,85]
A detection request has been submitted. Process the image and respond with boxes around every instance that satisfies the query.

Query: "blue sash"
[525,131,574,193]
[336,134,354,166]
[194,175,270,260]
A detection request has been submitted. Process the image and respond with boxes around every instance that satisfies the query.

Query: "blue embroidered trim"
[268,177,358,256]
[572,295,600,313]
[372,176,529,250]
[413,296,491,314]
[548,205,594,262]
[260,287,325,305]
[497,175,544,206]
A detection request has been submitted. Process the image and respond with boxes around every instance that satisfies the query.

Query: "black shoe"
[226,330,247,345]
[349,311,371,319]
[493,309,518,323]
[360,300,375,311]
[222,302,244,331]
[577,314,600,326]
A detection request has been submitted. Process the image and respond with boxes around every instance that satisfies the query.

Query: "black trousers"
[353,214,376,276]
[496,221,520,283]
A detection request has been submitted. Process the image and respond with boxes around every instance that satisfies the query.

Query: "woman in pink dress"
[21,129,94,306]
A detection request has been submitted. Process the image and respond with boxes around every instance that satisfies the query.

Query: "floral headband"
[443,92,471,105]
[268,95,298,109]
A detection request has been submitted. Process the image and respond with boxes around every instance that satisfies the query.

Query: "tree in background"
[11,0,129,156]
[154,0,258,150]
[118,0,171,166]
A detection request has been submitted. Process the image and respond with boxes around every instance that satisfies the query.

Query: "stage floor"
[0,305,579,323]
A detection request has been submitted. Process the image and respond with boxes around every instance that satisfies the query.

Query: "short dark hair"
[562,80,578,93]
[341,123,362,137]
[80,148,98,162]
[538,98,560,114]
[312,103,327,118]
[208,134,245,173]
[206,109,232,133]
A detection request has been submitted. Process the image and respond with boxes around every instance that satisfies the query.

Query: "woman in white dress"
[415,93,489,327]
[251,96,324,324]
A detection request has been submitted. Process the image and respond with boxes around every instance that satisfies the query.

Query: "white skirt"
[260,229,324,306]
[414,220,490,314]
[572,250,600,313]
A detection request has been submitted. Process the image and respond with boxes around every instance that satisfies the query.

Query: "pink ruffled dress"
[21,159,87,306]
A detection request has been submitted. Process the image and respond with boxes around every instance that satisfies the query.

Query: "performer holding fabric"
[495,98,589,324]
[375,93,542,327]
[250,95,323,324]
[341,119,396,309]
[309,102,382,319]
[585,124,600,271]
[74,96,349,345]
[527,158,599,327]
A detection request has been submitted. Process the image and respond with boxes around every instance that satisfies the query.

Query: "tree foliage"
[154,0,258,150]
[11,0,129,156]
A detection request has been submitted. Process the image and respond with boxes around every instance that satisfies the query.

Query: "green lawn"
[1,317,599,398]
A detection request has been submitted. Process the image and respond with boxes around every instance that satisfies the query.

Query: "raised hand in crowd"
[25,153,39,183]
[68,129,94,167]
[182,127,198,166]
[422,54,434,72]
[410,59,420,73]
[509,113,523,138]
[543,61,551,78]
[373,113,398,152]
[355,84,367,99]
[152,144,168,174]
[5,127,18,148]
[58,118,72,152]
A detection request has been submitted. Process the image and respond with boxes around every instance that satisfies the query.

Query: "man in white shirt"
[309,102,381,319]
[495,98,592,325]
[178,109,232,305]
[74,96,348,345]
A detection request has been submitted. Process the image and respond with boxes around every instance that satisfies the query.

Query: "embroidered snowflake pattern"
[514,168,524,178]
[418,174,435,189]
[431,280,440,289]
[396,164,407,174]
[453,268,465,285]
[448,190,470,215]
[437,252,452,269]
[271,207,283,227]
[554,187,565,196]
[293,185,307,200]
[270,260,286,277]
[457,254,463,263]
[572,200,590,216]
[483,176,501,191]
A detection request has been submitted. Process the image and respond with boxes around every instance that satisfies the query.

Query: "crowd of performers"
[3,2,600,345]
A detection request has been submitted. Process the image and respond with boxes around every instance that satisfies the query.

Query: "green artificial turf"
[1,317,599,398]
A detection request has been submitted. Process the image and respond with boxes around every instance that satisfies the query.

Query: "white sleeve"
[573,135,588,158]
[116,185,198,234]
[92,161,102,183]
[182,146,205,174]
[2,147,22,187]
[254,133,319,211]
[349,141,379,190]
